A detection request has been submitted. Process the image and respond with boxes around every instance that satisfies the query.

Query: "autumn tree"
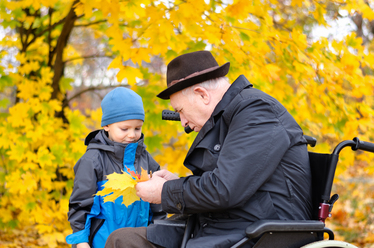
[0,0,374,247]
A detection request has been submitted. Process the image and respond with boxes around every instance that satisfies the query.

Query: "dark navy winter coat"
[66,130,160,248]
[147,75,313,248]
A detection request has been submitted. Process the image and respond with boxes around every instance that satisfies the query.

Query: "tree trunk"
[51,0,79,100]
[51,0,79,123]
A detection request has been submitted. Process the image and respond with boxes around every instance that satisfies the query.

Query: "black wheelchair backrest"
[307,137,374,222]
[308,152,333,221]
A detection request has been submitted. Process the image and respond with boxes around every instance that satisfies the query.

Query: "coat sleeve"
[67,154,100,241]
[146,151,161,172]
[161,96,295,214]
[145,151,166,221]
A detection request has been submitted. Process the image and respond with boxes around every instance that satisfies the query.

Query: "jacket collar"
[187,75,253,154]
[86,129,145,164]
[212,75,252,117]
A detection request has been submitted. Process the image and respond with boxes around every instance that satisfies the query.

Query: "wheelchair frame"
[230,136,374,248]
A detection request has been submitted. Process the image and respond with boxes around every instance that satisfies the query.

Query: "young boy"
[66,87,160,248]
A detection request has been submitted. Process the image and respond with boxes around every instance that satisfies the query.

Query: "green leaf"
[59,77,74,94]
[51,144,65,166]
[0,75,13,90]
[239,32,250,41]
[0,98,10,109]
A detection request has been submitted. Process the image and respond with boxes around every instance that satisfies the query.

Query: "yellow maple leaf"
[121,187,140,207]
[116,66,142,85]
[96,167,150,206]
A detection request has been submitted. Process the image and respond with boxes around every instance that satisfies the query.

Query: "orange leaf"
[125,166,149,182]
[138,167,149,182]
[126,166,140,180]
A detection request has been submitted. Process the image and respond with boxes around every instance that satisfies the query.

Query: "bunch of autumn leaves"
[96,167,150,206]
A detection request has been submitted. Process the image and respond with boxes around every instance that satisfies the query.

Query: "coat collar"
[186,75,253,155]
[212,75,252,117]
[86,129,145,164]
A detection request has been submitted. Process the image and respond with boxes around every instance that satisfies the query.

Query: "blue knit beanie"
[101,87,145,127]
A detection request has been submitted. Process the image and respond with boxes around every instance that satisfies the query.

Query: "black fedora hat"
[157,51,230,99]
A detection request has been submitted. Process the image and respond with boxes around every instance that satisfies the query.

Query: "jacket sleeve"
[146,151,161,172]
[145,151,166,221]
[161,96,296,213]
[66,154,100,243]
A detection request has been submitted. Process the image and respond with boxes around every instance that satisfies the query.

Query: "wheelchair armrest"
[153,213,190,227]
[246,220,325,240]
[153,219,187,227]
[150,203,168,222]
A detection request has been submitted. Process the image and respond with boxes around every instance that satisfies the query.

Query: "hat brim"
[157,62,230,100]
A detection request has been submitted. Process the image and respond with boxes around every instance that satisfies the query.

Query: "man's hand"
[153,169,180,181]
[77,243,90,248]
[136,174,167,204]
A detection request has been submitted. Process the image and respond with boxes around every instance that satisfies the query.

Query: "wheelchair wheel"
[300,240,358,248]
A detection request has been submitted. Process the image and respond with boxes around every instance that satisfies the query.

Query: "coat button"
[214,144,221,151]
[177,203,182,210]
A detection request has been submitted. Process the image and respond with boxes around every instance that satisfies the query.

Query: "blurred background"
[0,0,374,247]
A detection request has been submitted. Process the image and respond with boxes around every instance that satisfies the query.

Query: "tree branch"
[24,11,39,47]
[74,19,108,27]
[64,54,114,63]
[26,17,66,48]
[48,8,53,67]
[66,85,120,105]
[18,23,25,50]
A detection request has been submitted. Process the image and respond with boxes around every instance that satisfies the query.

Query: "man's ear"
[193,86,210,104]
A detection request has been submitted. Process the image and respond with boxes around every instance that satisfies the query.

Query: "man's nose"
[180,114,188,127]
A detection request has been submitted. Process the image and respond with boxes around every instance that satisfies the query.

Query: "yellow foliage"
[1,0,374,246]
[117,66,143,85]
[96,168,150,206]
[63,45,82,65]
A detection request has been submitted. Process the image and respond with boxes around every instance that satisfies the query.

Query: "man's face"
[103,119,143,143]
[170,90,209,132]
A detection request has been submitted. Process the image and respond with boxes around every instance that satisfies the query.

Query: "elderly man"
[105,51,312,248]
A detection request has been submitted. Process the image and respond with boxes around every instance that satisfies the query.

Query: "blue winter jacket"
[66,130,160,248]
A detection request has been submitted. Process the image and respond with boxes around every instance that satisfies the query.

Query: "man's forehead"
[169,91,183,109]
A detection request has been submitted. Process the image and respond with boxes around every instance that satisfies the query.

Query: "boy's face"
[103,119,143,144]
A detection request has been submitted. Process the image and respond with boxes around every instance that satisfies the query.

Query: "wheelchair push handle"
[304,135,317,147]
[162,110,181,121]
[353,137,374,153]
[319,137,374,223]
[162,110,193,134]
[332,137,374,155]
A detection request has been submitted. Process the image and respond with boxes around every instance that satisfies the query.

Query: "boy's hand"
[153,169,180,180]
[135,174,166,204]
[77,243,90,248]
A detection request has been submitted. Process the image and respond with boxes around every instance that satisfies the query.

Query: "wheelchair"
[161,110,374,248]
